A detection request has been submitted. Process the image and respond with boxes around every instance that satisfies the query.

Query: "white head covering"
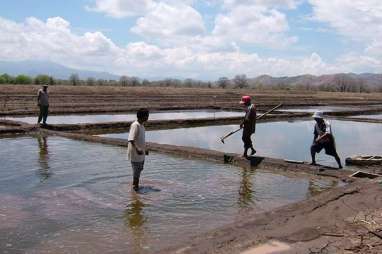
[312,111,324,119]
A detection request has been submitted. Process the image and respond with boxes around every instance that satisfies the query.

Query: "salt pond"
[0,135,336,253]
[6,109,243,124]
[350,114,382,120]
[103,119,382,168]
[277,105,377,113]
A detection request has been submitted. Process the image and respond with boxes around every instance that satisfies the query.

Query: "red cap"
[240,95,251,105]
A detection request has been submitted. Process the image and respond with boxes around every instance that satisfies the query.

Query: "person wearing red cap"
[239,95,256,158]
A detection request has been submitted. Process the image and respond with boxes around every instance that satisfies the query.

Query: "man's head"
[137,108,149,123]
[312,111,324,123]
[42,85,48,91]
[240,96,251,106]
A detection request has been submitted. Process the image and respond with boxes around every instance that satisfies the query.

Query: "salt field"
[102,119,382,168]
[5,110,243,124]
[0,135,337,253]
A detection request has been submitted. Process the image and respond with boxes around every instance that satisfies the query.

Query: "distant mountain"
[0,60,120,80]
[250,73,382,89]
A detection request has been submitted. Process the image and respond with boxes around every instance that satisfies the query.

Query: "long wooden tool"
[220,103,283,144]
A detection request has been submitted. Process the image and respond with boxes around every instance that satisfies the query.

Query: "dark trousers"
[242,126,255,149]
[38,105,49,124]
[131,161,144,188]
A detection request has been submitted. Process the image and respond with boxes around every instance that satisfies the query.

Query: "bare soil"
[1,85,382,115]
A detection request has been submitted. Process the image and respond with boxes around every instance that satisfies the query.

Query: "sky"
[0,0,381,80]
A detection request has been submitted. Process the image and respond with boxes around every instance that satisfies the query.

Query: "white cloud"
[222,0,302,9]
[0,16,380,80]
[131,2,206,39]
[308,0,382,74]
[86,0,155,18]
[212,5,297,48]
[309,0,382,42]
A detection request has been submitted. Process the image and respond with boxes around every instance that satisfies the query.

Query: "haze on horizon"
[0,0,381,80]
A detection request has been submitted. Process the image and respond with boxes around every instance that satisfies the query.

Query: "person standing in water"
[37,85,49,125]
[239,96,256,158]
[128,108,149,191]
[310,111,342,169]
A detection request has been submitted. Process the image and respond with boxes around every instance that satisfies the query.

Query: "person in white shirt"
[310,111,342,169]
[37,85,49,125]
[128,108,149,191]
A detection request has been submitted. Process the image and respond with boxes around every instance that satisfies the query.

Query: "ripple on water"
[0,135,340,253]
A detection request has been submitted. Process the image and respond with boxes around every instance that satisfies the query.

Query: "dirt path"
[161,181,382,254]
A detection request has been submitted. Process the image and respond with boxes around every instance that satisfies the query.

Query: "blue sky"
[0,0,381,80]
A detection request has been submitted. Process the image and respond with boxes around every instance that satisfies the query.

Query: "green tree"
[1,73,14,84]
[0,76,6,84]
[49,76,55,86]
[69,73,80,86]
[119,76,129,86]
[15,74,32,84]
[217,77,229,89]
[34,74,51,85]
[234,74,248,89]
[86,77,95,86]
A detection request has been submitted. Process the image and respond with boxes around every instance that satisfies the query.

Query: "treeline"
[1,73,381,93]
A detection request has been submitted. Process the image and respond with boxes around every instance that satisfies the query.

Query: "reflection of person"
[238,169,254,208]
[37,134,51,181]
[128,108,149,191]
[310,111,342,169]
[37,85,49,125]
[124,194,146,252]
[239,96,256,158]
[124,196,146,228]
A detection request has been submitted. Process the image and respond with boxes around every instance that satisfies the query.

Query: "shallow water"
[6,110,243,124]
[350,114,382,120]
[278,105,368,113]
[103,119,382,168]
[0,135,336,253]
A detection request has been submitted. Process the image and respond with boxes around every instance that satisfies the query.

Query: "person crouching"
[310,111,342,169]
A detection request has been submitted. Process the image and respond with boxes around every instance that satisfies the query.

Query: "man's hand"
[136,148,143,155]
[145,150,149,156]
[240,123,244,128]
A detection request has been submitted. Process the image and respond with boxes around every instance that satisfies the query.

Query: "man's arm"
[128,140,143,155]
[37,91,41,106]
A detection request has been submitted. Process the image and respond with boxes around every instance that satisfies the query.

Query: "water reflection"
[37,134,51,182]
[102,119,382,168]
[0,136,340,253]
[124,194,147,253]
[238,169,255,208]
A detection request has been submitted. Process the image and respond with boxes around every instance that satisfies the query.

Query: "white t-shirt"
[127,120,146,162]
[314,119,332,136]
[38,89,49,106]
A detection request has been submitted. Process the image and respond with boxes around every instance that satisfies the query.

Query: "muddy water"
[6,110,243,124]
[103,119,382,168]
[350,114,382,120]
[0,136,336,253]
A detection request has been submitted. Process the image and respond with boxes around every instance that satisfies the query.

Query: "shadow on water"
[136,186,161,195]
[37,134,52,182]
